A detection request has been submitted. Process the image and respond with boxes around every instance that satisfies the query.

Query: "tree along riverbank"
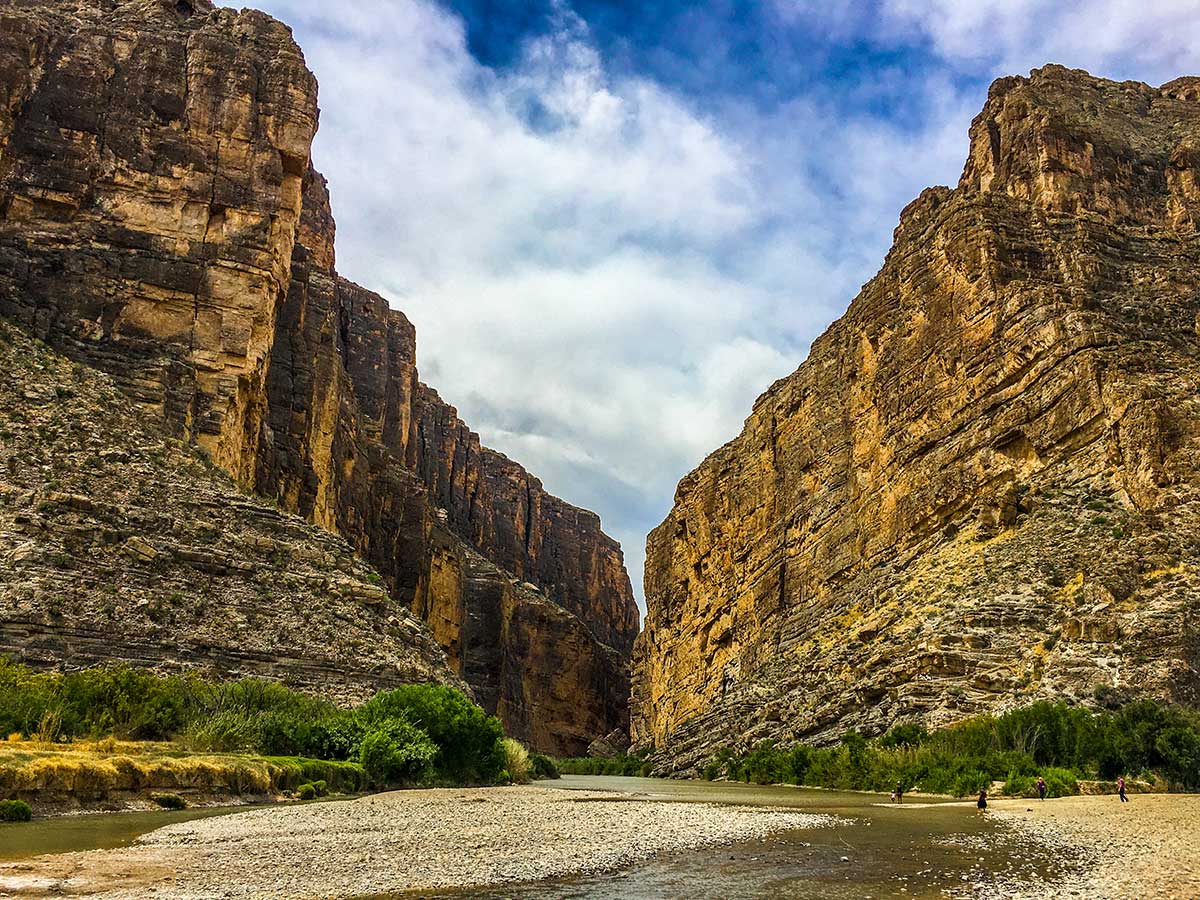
[560,699,1200,797]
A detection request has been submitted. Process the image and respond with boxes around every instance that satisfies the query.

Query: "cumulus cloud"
[886,0,1200,82]
[775,0,1200,84]
[253,0,1198,606]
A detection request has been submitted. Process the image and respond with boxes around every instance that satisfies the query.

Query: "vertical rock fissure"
[523,477,535,563]
[186,132,220,438]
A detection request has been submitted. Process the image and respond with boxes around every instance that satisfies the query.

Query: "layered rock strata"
[0,0,637,753]
[0,0,317,485]
[0,320,460,700]
[258,171,635,752]
[633,66,1200,773]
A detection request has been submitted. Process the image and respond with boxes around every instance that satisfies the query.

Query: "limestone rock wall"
[0,0,318,484]
[633,66,1200,773]
[0,320,461,701]
[414,385,639,654]
[256,171,634,753]
[0,0,637,754]
[417,526,629,753]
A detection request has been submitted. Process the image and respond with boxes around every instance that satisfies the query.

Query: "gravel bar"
[981,794,1200,899]
[0,786,841,898]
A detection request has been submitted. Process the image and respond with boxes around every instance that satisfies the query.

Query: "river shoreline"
[1,781,1195,899]
[0,785,840,899]
[981,794,1200,899]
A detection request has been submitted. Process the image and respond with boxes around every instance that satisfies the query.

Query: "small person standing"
[977,788,988,809]
[1037,776,1047,801]
[895,781,904,804]
[1118,775,1128,802]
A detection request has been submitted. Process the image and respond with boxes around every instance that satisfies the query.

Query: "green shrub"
[297,783,316,800]
[556,749,651,777]
[706,701,1149,797]
[312,779,328,797]
[529,754,560,780]
[151,792,187,810]
[0,799,32,822]
[262,757,367,794]
[1042,767,1078,797]
[878,723,928,749]
[1003,773,1034,797]
[359,685,505,784]
[0,659,505,787]
[358,721,437,788]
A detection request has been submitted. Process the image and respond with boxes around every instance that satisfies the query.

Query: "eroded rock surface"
[0,320,460,700]
[0,0,637,754]
[258,172,635,752]
[633,66,1200,773]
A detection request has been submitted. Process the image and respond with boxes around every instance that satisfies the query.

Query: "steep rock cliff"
[0,0,637,753]
[0,0,318,484]
[414,383,639,655]
[633,66,1200,773]
[258,171,635,752]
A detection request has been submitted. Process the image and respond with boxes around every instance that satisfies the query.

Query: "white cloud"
[252,0,1199,608]
[776,0,1200,84]
[250,0,989,607]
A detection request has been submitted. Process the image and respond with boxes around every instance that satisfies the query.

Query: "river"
[0,776,1063,898]
[445,775,1062,899]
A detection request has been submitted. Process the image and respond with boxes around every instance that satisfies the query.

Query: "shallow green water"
[0,805,245,861]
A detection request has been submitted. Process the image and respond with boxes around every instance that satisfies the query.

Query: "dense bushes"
[0,798,33,822]
[0,662,196,742]
[357,685,505,784]
[556,752,652,777]
[704,701,1200,796]
[0,660,508,789]
[529,753,560,780]
[358,720,437,787]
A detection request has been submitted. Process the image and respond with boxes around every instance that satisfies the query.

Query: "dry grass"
[0,738,281,800]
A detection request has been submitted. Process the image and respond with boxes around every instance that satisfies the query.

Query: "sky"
[253,0,1200,609]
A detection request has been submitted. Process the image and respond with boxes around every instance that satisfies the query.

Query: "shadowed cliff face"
[634,66,1200,773]
[0,0,637,754]
[259,171,636,752]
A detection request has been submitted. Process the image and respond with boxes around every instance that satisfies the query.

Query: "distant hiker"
[895,782,904,804]
[1118,776,1128,802]
[1037,776,1047,801]
[977,789,988,810]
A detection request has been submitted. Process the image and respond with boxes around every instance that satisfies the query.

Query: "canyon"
[633,66,1200,773]
[0,0,636,756]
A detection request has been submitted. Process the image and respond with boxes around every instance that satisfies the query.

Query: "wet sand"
[985,794,1200,899]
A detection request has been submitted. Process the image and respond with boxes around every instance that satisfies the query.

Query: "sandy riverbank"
[984,794,1200,899]
[0,786,839,898]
